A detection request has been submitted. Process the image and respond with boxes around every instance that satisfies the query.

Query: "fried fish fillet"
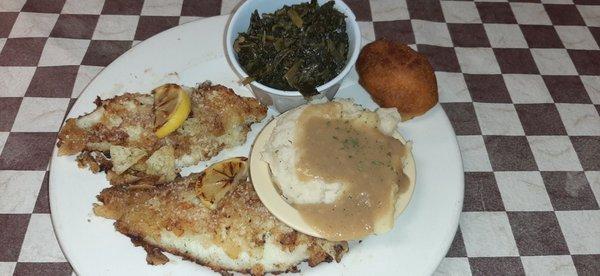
[57,82,267,185]
[93,159,348,275]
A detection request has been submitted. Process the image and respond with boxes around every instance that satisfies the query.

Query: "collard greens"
[234,0,349,97]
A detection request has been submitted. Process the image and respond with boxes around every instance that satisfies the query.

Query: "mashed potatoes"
[261,99,403,205]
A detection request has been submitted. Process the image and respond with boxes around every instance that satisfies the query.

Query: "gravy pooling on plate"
[294,104,409,241]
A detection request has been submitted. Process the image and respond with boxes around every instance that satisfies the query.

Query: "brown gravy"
[294,104,408,241]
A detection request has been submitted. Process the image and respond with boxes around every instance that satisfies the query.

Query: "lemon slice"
[195,157,248,209]
[153,84,191,138]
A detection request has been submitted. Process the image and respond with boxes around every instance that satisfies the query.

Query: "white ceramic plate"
[50,15,464,276]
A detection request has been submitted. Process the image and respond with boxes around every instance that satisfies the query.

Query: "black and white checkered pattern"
[0,0,599,275]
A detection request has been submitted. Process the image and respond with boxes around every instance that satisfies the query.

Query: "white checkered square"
[38,38,90,66]
[436,72,471,103]
[9,12,59,38]
[577,5,600,27]
[503,74,553,104]
[556,210,600,254]
[0,132,8,154]
[141,0,183,16]
[510,3,552,25]
[412,20,453,47]
[221,0,242,15]
[433,258,472,275]
[531,49,578,76]
[61,0,105,14]
[495,171,553,211]
[555,26,599,50]
[357,22,375,42]
[557,103,600,135]
[0,170,44,213]
[0,67,37,97]
[455,47,501,74]
[179,16,203,25]
[18,214,66,262]
[370,0,409,21]
[540,0,573,3]
[585,172,600,208]
[72,65,103,98]
[11,97,70,132]
[0,263,16,276]
[441,1,481,24]
[0,0,26,12]
[457,135,493,172]
[484,24,528,48]
[581,76,600,104]
[460,212,519,257]
[474,103,525,135]
[528,136,583,171]
[93,15,140,41]
[521,256,577,276]
[0,38,6,53]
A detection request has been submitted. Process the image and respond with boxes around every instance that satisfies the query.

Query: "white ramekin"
[225,0,361,113]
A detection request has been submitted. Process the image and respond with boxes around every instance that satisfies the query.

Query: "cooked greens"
[234,0,349,97]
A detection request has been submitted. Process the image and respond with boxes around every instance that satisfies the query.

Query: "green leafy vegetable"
[234,0,349,97]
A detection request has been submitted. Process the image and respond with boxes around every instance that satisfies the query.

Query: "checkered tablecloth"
[0,0,599,275]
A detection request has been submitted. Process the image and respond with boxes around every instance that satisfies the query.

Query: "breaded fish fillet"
[93,164,348,275]
[57,82,267,185]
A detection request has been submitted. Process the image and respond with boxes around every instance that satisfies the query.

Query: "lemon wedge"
[153,84,191,138]
[195,157,248,209]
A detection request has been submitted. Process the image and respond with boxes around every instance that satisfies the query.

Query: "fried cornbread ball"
[356,39,438,120]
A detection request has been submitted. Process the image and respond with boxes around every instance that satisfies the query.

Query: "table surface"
[1,0,599,275]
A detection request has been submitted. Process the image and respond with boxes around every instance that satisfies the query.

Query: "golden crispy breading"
[356,39,438,120]
[94,175,348,275]
[164,83,267,167]
[57,83,267,185]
